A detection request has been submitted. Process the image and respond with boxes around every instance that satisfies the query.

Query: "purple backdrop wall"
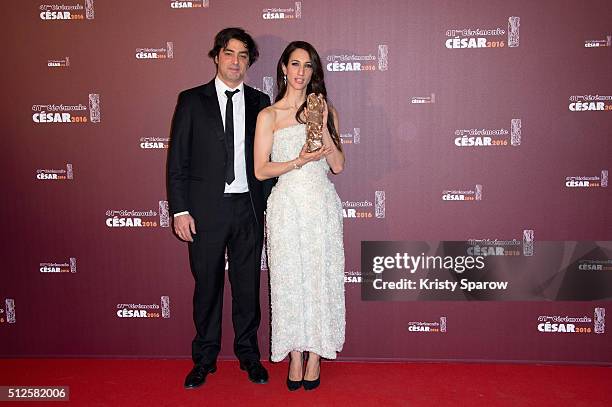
[3,0,611,363]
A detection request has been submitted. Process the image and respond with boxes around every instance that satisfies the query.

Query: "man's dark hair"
[208,27,259,66]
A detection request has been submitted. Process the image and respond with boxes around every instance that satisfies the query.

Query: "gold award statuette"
[306,93,325,152]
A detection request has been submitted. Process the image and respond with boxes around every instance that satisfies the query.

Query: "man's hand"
[174,213,196,242]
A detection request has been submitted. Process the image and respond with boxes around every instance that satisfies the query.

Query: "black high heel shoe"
[303,356,320,391]
[286,353,303,391]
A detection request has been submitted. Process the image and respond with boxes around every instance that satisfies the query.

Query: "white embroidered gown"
[266,123,345,361]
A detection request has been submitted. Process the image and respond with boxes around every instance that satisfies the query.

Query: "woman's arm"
[323,105,345,174]
[254,108,326,181]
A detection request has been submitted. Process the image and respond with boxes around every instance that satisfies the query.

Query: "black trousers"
[188,193,263,365]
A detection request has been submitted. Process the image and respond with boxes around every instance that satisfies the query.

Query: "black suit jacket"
[167,79,272,230]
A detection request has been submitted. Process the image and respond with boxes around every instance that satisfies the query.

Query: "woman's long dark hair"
[275,41,342,151]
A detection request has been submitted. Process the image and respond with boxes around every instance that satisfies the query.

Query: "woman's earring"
[283,74,287,84]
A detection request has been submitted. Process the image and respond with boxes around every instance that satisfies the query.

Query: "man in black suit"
[167,27,271,389]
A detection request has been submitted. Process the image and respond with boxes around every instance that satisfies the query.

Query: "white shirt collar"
[214,76,244,98]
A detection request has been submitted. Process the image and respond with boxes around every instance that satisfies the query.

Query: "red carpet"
[0,359,610,406]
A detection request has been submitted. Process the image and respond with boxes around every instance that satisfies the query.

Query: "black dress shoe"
[303,358,320,391]
[286,352,303,391]
[302,376,320,391]
[239,360,269,384]
[287,376,303,391]
[184,363,217,389]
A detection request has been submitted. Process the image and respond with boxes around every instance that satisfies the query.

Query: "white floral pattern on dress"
[267,123,345,362]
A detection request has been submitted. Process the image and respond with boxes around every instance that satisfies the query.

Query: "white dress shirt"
[174,76,249,218]
[215,76,249,194]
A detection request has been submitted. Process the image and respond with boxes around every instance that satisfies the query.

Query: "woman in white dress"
[254,41,345,391]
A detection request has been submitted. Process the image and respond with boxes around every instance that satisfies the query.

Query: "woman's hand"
[297,143,327,166]
[321,144,335,156]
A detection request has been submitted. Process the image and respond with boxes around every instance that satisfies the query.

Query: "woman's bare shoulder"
[258,105,277,122]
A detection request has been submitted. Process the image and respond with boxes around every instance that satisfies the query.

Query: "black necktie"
[224,89,240,185]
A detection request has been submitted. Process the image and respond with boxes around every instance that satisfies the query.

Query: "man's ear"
[214,55,219,65]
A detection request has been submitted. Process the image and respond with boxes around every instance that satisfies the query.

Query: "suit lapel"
[199,80,225,141]
[244,85,259,159]
[244,85,258,140]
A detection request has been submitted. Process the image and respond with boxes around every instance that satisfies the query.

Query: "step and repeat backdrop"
[3,0,611,363]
